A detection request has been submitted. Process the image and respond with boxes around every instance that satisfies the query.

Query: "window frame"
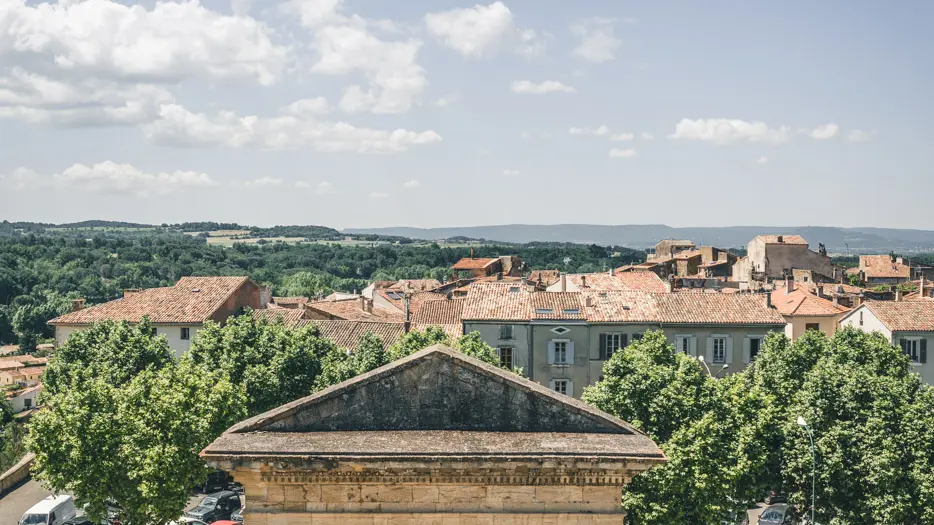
[600,333,625,360]
[552,379,569,396]
[901,337,922,363]
[498,346,514,369]
[712,337,726,364]
[805,322,820,332]
[553,340,568,364]
[499,324,514,340]
[749,336,762,361]
[180,327,191,341]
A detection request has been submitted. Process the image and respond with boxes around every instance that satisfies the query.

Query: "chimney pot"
[71,298,86,312]
[785,275,794,295]
[585,296,593,307]
[765,291,772,308]
[560,273,567,293]
[896,289,903,302]
[581,275,587,288]
[778,235,784,243]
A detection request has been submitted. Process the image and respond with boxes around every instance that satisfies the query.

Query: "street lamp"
[697,356,729,378]
[714,363,729,379]
[797,416,816,525]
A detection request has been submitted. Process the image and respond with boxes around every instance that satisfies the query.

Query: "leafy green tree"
[188,314,335,415]
[386,326,451,361]
[28,320,246,525]
[277,271,331,299]
[314,332,390,391]
[848,273,863,287]
[0,419,26,472]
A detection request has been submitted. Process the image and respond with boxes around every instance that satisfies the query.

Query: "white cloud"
[2,161,217,196]
[847,129,874,142]
[641,132,655,140]
[284,98,331,116]
[287,0,344,28]
[295,181,313,189]
[569,125,610,136]
[403,179,420,188]
[368,191,389,199]
[435,94,459,107]
[571,18,622,63]
[503,168,520,177]
[609,148,637,158]
[143,103,442,153]
[0,0,289,85]
[669,118,792,145]
[511,80,576,94]
[757,156,769,165]
[611,132,634,141]
[237,176,283,188]
[316,181,337,194]
[424,2,544,58]
[808,123,839,140]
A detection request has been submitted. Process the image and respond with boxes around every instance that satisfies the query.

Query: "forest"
[0,227,645,348]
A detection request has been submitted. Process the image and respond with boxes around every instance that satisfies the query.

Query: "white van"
[18,495,77,525]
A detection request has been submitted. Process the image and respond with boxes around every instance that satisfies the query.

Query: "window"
[563,308,581,315]
[712,337,726,363]
[632,333,643,342]
[508,286,520,293]
[859,311,864,326]
[900,338,923,363]
[552,379,569,396]
[551,326,570,335]
[600,333,626,360]
[805,323,820,332]
[498,347,514,369]
[535,308,554,315]
[554,341,568,364]
[675,335,692,355]
[749,337,762,361]
[500,325,514,340]
[180,327,190,340]
[24,398,32,409]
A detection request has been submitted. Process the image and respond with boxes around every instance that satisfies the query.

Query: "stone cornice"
[257,468,649,486]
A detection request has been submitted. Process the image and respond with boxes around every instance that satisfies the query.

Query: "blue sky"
[1,0,932,229]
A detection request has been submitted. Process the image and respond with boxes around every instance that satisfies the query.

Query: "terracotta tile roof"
[673,249,703,260]
[859,300,934,332]
[770,285,851,317]
[757,234,808,245]
[462,282,533,321]
[412,297,465,327]
[50,276,251,325]
[565,272,668,293]
[452,257,499,270]
[699,260,730,268]
[251,308,307,325]
[272,297,309,306]
[305,298,404,322]
[583,291,659,323]
[652,292,786,325]
[804,282,864,297]
[860,255,911,279]
[293,320,406,349]
[395,279,442,293]
[528,269,561,286]
[532,292,585,320]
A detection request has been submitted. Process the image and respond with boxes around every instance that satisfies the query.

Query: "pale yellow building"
[771,281,851,339]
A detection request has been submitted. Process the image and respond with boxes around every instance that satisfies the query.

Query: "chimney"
[921,276,926,298]
[896,289,903,302]
[580,275,587,288]
[896,256,904,265]
[832,295,839,305]
[764,291,772,308]
[785,275,794,295]
[815,286,823,299]
[560,273,567,292]
[359,296,366,310]
[71,298,86,312]
[469,247,474,258]
[496,272,503,281]
[585,295,594,308]
[366,298,373,313]
[259,286,270,308]
[123,289,141,299]
[403,294,411,332]
[777,235,784,244]
[609,267,615,276]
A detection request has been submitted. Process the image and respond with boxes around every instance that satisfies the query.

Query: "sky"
[1,0,933,230]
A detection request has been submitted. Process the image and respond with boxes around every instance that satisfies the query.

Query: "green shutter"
[599,334,607,359]
[921,339,928,364]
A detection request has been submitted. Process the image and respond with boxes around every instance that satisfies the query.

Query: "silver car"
[758,504,801,525]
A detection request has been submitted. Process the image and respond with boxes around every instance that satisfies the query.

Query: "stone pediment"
[229,345,637,435]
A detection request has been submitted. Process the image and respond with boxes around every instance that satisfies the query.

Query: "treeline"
[0,233,644,346]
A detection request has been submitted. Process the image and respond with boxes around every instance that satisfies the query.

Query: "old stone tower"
[202,344,665,524]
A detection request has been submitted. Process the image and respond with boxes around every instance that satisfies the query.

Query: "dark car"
[758,504,801,525]
[229,507,242,523]
[185,491,241,523]
[765,491,788,505]
[200,470,232,495]
[63,518,92,525]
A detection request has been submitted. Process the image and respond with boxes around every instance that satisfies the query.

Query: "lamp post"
[697,356,729,379]
[797,416,816,525]
[714,363,729,379]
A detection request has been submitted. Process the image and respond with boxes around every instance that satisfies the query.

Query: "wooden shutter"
[547,341,556,364]
[743,337,751,364]
[567,341,575,364]
[621,333,629,348]
[921,339,928,364]
[566,380,574,397]
[548,379,555,391]
[599,334,607,359]
[726,336,734,364]
[674,335,684,354]
[706,337,714,363]
[689,336,697,357]
[899,339,909,357]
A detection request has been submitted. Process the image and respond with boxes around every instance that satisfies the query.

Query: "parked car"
[62,518,92,525]
[765,491,788,504]
[200,470,232,494]
[185,491,241,523]
[229,506,242,523]
[19,495,78,525]
[758,503,801,525]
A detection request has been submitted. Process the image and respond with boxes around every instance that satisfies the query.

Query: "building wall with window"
[530,323,589,398]
[838,306,890,337]
[57,323,201,358]
[659,326,779,375]
[783,315,841,340]
[892,332,932,384]
[586,324,659,387]
[463,321,531,373]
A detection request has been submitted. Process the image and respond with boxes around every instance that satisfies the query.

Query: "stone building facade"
[202,345,665,524]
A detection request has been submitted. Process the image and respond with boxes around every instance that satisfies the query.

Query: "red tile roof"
[411,297,465,339]
[757,235,808,245]
[531,292,585,320]
[252,308,307,325]
[294,320,406,349]
[462,282,534,321]
[860,255,911,279]
[564,272,668,293]
[770,285,851,317]
[860,301,934,332]
[305,298,404,322]
[452,258,498,270]
[652,292,786,325]
[272,297,309,306]
[50,276,252,325]
[528,269,561,286]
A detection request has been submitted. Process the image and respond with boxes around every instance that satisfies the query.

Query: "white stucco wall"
[7,387,40,413]
[839,306,891,338]
[55,324,201,358]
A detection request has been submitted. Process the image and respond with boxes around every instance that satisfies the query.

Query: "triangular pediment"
[231,345,635,435]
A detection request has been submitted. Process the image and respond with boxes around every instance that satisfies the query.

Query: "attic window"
[535,308,554,315]
[563,308,581,314]
[599,292,608,298]
[551,326,570,334]
[508,286,520,293]
[386,291,404,300]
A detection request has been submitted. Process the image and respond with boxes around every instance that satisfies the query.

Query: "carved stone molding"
[258,468,645,486]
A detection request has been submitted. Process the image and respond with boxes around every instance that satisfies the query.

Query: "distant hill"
[343,224,934,253]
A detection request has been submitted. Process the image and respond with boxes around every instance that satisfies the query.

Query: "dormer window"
[563,308,581,314]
